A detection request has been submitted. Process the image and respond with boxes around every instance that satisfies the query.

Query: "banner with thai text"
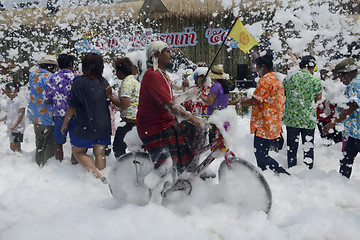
[74,27,239,52]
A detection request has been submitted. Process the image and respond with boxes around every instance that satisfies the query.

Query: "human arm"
[315,92,322,103]
[60,106,77,134]
[229,97,260,107]
[0,115,7,122]
[173,86,201,104]
[106,86,131,110]
[200,93,216,106]
[322,101,358,134]
[44,76,54,105]
[8,108,25,132]
[164,99,208,129]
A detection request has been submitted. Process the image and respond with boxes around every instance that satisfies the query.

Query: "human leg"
[10,143,21,152]
[54,142,64,161]
[72,146,103,178]
[254,135,289,175]
[93,144,106,170]
[112,122,136,158]
[286,126,301,168]
[42,125,55,163]
[54,116,68,161]
[9,132,23,152]
[339,136,360,178]
[300,128,315,169]
[33,124,54,165]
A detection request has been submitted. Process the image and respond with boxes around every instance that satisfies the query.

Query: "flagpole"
[201,16,239,85]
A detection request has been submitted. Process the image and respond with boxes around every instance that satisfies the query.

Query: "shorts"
[54,116,75,144]
[71,135,111,149]
[9,132,23,143]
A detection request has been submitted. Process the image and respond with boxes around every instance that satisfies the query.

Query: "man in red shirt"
[137,41,207,199]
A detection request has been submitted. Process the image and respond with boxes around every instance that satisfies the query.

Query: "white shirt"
[6,95,27,133]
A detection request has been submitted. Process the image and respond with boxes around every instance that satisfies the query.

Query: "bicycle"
[108,123,272,213]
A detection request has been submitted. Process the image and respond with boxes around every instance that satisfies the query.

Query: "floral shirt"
[118,75,140,120]
[251,72,285,139]
[343,74,360,139]
[183,86,210,117]
[283,69,322,129]
[44,69,78,117]
[27,68,54,126]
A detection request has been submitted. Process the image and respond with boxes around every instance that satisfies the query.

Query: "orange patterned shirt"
[250,72,285,139]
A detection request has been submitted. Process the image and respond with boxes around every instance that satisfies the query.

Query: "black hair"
[255,52,274,70]
[5,82,19,92]
[299,55,316,69]
[217,79,229,94]
[57,54,75,69]
[82,53,105,80]
[114,57,134,76]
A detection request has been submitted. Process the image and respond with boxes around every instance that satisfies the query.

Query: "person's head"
[39,55,58,74]
[114,57,137,80]
[57,54,75,71]
[193,67,208,86]
[299,55,316,74]
[320,62,335,81]
[3,82,19,99]
[81,53,105,80]
[334,58,358,85]
[255,51,273,77]
[146,41,172,71]
[209,64,230,94]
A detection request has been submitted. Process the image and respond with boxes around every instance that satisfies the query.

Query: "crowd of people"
[1,40,359,197]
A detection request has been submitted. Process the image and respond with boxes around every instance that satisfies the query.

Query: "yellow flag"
[228,18,258,54]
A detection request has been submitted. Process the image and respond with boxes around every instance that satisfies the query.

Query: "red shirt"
[317,100,337,122]
[137,67,174,138]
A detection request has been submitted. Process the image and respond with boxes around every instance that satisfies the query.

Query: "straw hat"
[209,64,229,80]
[334,58,358,74]
[39,55,58,66]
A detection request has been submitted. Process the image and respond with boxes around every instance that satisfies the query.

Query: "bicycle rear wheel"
[108,151,153,205]
[218,157,272,213]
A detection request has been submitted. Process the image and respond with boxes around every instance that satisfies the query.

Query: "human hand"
[105,86,113,99]
[193,117,209,129]
[322,122,336,135]
[60,123,67,135]
[182,78,189,89]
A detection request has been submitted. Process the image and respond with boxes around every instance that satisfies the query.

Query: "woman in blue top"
[61,53,111,182]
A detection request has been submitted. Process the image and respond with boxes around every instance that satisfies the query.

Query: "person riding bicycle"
[136,41,207,202]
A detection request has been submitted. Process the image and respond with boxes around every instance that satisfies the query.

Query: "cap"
[334,58,358,74]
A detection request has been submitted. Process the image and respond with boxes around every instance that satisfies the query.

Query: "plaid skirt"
[141,120,206,175]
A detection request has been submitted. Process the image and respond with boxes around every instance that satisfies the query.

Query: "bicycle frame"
[183,135,236,181]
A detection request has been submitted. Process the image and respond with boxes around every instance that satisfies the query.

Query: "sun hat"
[209,64,229,80]
[334,58,358,74]
[39,55,58,66]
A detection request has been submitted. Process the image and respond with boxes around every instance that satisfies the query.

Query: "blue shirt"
[27,68,54,126]
[343,74,360,139]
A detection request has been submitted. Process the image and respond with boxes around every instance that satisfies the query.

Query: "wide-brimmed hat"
[39,55,58,66]
[209,64,229,80]
[334,58,358,74]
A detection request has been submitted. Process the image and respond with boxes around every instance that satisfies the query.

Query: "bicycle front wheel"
[218,157,272,213]
[108,151,153,205]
